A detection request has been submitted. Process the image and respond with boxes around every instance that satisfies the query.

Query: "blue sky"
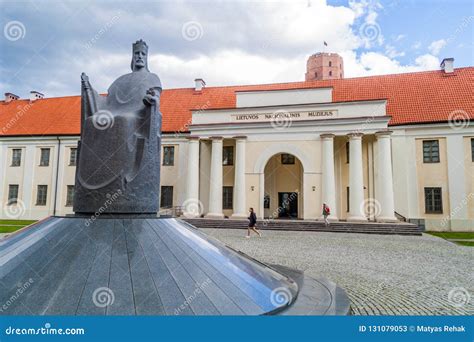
[0,0,472,98]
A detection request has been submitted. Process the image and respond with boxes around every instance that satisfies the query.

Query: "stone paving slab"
[201,228,474,315]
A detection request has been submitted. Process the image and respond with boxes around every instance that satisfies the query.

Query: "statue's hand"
[143,88,159,106]
[81,72,90,89]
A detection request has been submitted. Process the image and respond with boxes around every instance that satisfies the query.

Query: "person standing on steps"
[246,207,262,238]
[322,203,331,227]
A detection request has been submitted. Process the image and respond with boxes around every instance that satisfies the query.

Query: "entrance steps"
[182,218,422,236]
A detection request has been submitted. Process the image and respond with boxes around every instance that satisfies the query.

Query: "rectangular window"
[163,146,174,166]
[160,186,173,208]
[345,141,350,163]
[223,186,233,210]
[471,138,474,162]
[11,149,21,166]
[424,187,443,213]
[40,148,50,166]
[423,140,440,163]
[346,187,350,212]
[66,185,74,207]
[8,185,19,205]
[69,148,77,166]
[281,153,295,164]
[223,146,234,166]
[36,185,48,206]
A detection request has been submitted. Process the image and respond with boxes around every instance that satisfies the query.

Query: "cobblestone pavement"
[201,228,473,315]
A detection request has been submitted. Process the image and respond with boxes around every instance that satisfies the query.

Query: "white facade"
[1,88,473,231]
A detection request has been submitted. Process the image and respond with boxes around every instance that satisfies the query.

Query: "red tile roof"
[1,67,472,136]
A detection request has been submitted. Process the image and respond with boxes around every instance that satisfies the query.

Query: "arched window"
[329,71,332,76]
[329,61,332,67]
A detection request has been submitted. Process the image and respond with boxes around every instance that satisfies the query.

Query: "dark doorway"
[278,192,298,218]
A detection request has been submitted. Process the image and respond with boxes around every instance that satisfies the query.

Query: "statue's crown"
[133,39,148,53]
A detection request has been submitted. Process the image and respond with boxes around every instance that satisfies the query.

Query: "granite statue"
[73,40,162,214]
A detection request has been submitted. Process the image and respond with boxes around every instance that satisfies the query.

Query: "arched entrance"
[263,153,303,219]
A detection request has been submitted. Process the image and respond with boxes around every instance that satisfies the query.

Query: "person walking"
[246,207,262,238]
[322,203,330,227]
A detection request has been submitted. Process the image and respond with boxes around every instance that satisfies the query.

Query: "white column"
[184,137,201,217]
[259,173,265,220]
[0,143,7,216]
[50,140,62,216]
[205,137,224,218]
[446,135,468,230]
[375,131,397,222]
[347,133,366,221]
[320,134,338,221]
[22,145,36,219]
[231,136,247,219]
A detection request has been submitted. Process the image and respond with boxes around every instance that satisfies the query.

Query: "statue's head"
[131,39,148,71]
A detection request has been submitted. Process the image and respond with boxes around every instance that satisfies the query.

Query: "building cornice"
[191,99,388,113]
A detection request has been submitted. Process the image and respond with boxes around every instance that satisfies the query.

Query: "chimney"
[440,58,454,73]
[29,91,44,102]
[194,78,206,92]
[4,92,19,103]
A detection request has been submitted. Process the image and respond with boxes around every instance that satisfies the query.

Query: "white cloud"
[394,34,405,42]
[385,44,405,58]
[428,39,447,55]
[412,41,422,50]
[341,51,440,77]
[0,0,449,97]
[350,0,384,48]
[153,51,305,87]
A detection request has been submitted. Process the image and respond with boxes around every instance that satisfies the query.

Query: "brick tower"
[305,52,344,81]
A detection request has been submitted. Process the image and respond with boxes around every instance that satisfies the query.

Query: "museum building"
[0,53,473,231]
